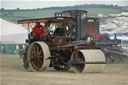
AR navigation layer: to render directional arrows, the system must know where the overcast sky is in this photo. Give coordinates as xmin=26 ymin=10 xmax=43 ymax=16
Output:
xmin=1 ymin=0 xmax=128 ymax=9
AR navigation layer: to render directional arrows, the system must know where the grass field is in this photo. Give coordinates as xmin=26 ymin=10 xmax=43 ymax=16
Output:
xmin=0 ymin=7 xmax=124 ymax=23
xmin=0 ymin=10 xmax=58 ymax=23
xmin=0 ymin=55 xmax=128 ymax=85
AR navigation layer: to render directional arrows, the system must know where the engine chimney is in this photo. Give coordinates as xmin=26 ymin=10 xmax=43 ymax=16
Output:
xmin=75 ymin=14 xmax=82 ymax=40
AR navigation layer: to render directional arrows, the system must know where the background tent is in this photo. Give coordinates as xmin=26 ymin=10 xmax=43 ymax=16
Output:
xmin=0 ymin=18 xmax=28 ymax=44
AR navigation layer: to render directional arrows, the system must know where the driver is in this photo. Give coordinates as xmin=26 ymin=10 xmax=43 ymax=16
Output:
xmin=32 ymin=22 xmax=50 ymax=37
xmin=32 ymin=22 xmax=51 ymax=40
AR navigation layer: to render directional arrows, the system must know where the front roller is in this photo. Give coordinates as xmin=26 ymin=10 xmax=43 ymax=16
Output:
xmin=71 ymin=49 xmax=106 ymax=73
xmin=27 ymin=42 xmax=51 ymax=72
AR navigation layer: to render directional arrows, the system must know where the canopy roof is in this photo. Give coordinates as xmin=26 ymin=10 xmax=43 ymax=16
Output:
xmin=18 ymin=17 xmax=73 ymax=24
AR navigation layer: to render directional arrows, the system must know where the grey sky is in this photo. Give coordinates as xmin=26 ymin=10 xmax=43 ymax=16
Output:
xmin=1 ymin=0 xmax=128 ymax=9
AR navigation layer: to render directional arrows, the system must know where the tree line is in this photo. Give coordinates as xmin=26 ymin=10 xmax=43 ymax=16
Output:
xmin=0 ymin=4 xmax=121 ymax=11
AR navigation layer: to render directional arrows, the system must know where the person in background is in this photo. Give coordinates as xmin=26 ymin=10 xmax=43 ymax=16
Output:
xmin=1 ymin=45 xmax=3 ymax=54
xmin=3 ymin=45 xmax=7 ymax=54
xmin=16 ymin=44 xmax=19 ymax=54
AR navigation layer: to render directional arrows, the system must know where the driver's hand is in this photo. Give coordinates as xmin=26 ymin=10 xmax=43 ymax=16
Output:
xmin=50 ymin=30 xmax=53 ymax=33
xmin=47 ymin=28 xmax=52 ymax=32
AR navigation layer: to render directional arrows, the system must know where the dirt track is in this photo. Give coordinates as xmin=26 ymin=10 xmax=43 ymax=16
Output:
xmin=0 ymin=55 xmax=128 ymax=85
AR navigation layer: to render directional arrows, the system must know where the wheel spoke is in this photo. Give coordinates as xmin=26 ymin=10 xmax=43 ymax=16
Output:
xmin=37 ymin=46 xmax=40 ymax=52
xmin=36 ymin=59 xmax=40 ymax=69
xmin=35 ymin=45 xmax=39 ymax=53
xmin=31 ymin=59 xmax=38 ymax=70
xmin=38 ymin=50 xmax=43 ymax=55
xmin=32 ymin=46 xmax=36 ymax=54
xmin=38 ymin=56 xmax=43 ymax=64
xmin=29 ymin=44 xmax=44 ymax=71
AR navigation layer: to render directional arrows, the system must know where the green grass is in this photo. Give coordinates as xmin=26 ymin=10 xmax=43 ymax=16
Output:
xmin=0 ymin=8 xmax=124 ymax=23
xmin=85 ymin=8 xmax=122 ymax=16
xmin=0 ymin=10 xmax=59 ymax=23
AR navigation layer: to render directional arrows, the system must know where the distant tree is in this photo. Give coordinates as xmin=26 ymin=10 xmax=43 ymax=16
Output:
xmin=110 ymin=4 xmax=114 ymax=8
xmin=115 ymin=5 xmax=119 ymax=7
xmin=37 ymin=8 xmax=41 ymax=10
xmin=110 ymin=4 xmax=114 ymax=6
xmin=17 ymin=8 xmax=20 ymax=10
xmin=1 ymin=8 xmax=5 ymax=11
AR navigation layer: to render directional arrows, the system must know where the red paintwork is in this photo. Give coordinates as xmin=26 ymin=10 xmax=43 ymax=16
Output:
xmin=92 ymin=34 xmax=102 ymax=40
xmin=47 ymin=36 xmax=70 ymax=47
xmin=74 ymin=14 xmax=82 ymax=16
xmin=69 ymin=10 xmax=74 ymax=13
xmin=125 ymin=33 xmax=128 ymax=36
xmin=85 ymin=24 xmax=98 ymax=35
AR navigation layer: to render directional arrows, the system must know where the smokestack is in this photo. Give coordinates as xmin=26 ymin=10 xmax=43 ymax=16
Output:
xmin=75 ymin=14 xmax=82 ymax=40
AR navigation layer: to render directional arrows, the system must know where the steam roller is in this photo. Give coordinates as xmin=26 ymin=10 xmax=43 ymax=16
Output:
xmin=26 ymin=42 xmax=106 ymax=73
xmin=18 ymin=9 xmax=128 ymax=73
xmin=71 ymin=49 xmax=106 ymax=73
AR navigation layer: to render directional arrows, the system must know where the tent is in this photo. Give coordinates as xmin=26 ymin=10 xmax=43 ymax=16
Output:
xmin=0 ymin=18 xmax=28 ymax=44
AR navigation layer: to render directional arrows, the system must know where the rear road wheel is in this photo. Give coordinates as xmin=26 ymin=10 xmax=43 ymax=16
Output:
xmin=27 ymin=42 xmax=51 ymax=72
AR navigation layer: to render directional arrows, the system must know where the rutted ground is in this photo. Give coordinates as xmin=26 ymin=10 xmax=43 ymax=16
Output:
xmin=0 ymin=55 xmax=128 ymax=85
